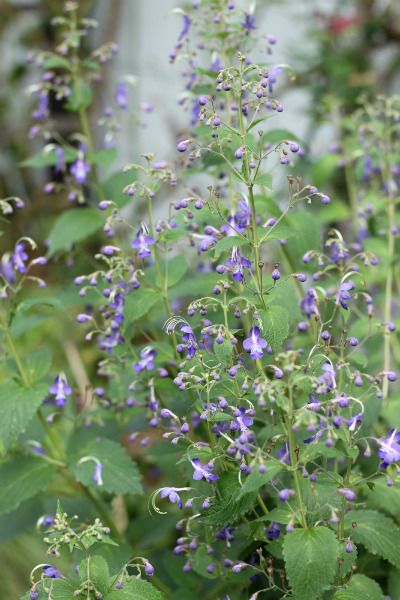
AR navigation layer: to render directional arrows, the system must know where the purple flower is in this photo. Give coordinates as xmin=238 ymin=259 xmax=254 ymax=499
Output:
xmin=160 ymin=487 xmax=184 ymax=509
xmin=337 ymin=488 xmax=356 ymax=502
xmin=93 ymin=462 xmax=104 ymax=486
xmin=278 ymin=488 xmax=295 ymax=502
xmin=43 ymin=565 xmax=62 ymax=579
xmin=225 ymin=247 xmax=251 ymax=282
xmin=300 ymin=288 xmax=319 ymax=319
xmin=32 ymin=90 xmax=49 ymax=121
xmin=144 ymin=560 xmax=154 ymax=576
xmin=230 ymin=407 xmax=253 ymax=434
xmin=216 ymin=526 xmax=235 ymax=542
xmin=115 ymin=82 xmax=128 ymax=109
xmin=135 ymin=347 xmax=157 ymax=372
xmin=178 ymin=324 xmax=198 ymax=359
xmin=1 ymin=254 xmax=16 ymax=284
xmin=12 ymin=242 xmax=29 ymax=273
xmin=30 ymin=588 xmax=39 ymax=600
xmin=266 ymin=521 xmax=281 ymax=540
xmin=316 ymin=361 xmax=336 ymax=394
xmin=335 ymin=280 xmax=355 ymax=310
xmin=377 ymin=429 xmax=400 ymax=469
xmin=243 ymin=326 xmax=268 ymax=360
xmin=177 ymin=14 xmax=192 ymax=42
xmin=70 ymin=155 xmax=91 ymax=185
xmin=131 ymin=225 xmax=155 ymax=257
xmin=49 ymin=373 xmax=72 ymax=407
xmin=54 ymin=146 xmax=65 ymax=172
xmin=190 ymin=458 xmax=219 ymax=482
xmin=241 ymin=13 xmax=256 ymax=31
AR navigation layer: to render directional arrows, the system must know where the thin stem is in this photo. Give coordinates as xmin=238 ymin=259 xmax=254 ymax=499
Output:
xmin=237 ymin=63 xmax=266 ymax=311
xmin=285 ymin=386 xmax=307 ymax=528
xmin=146 ymin=195 xmax=179 ymax=356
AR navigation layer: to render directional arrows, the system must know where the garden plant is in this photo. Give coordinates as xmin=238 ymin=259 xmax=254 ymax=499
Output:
xmin=0 ymin=1 xmax=400 ymax=599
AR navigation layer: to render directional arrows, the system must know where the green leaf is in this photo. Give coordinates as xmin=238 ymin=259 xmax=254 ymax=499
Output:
xmin=105 ymin=579 xmax=163 ymax=600
xmin=332 ymin=574 xmax=384 ymax=600
xmin=102 ymin=170 xmax=136 ymax=209
xmin=204 ymin=472 xmax=256 ymax=527
xmin=192 ymin=546 xmax=218 ymax=579
xmin=213 ymin=236 xmax=248 ymax=255
xmin=0 ymin=456 xmax=54 ymax=516
xmin=124 ymin=289 xmax=162 ymax=324
xmin=311 ymin=153 xmax=339 ymax=189
xmin=159 ymin=255 xmax=188 ymax=289
xmin=285 ymin=211 xmax=320 ymax=259
xmin=254 ymin=173 xmax=272 ymax=188
xmin=236 ymin=462 xmax=283 ymax=498
xmin=269 ymin=280 xmax=301 ymax=324
xmin=21 ymin=349 xmax=52 ymax=384
xmin=89 ymin=148 xmax=118 ymax=168
xmin=21 ymin=580 xmax=80 ymax=600
xmin=283 ymin=526 xmax=339 ymax=600
xmin=47 ymin=208 xmax=104 ymax=256
xmin=363 ymin=478 xmax=400 ymax=518
xmin=263 ymin=128 xmax=301 ymax=145
xmin=79 ymin=555 xmax=110 ymax=595
xmin=65 ymin=79 xmax=93 ymax=111
xmin=213 ymin=339 xmax=233 ymax=367
xmin=42 ymin=55 xmax=71 ymax=69
xmin=69 ymin=439 xmax=143 ymax=495
xmin=344 ymin=509 xmax=400 ymax=568
xmin=261 ymin=305 xmax=289 ymax=353
xmin=337 ymin=541 xmax=357 ymax=580
xmin=20 ymin=146 xmax=78 ymax=168
xmin=15 ymin=296 xmax=63 ymax=314
xmin=0 ymin=381 xmax=48 ymax=452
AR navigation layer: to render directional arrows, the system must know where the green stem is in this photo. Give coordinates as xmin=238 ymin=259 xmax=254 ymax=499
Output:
xmin=285 ymin=386 xmax=307 ymax=529
xmin=145 ymin=195 xmax=179 ymax=357
xmin=382 ymin=189 xmax=395 ymax=400
xmin=237 ymin=65 xmax=266 ymax=311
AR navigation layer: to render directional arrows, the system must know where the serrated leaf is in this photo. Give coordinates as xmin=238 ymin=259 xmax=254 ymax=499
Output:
xmin=261 ymin=305 xmax=289 ymax=353
xmin=237 ymin=462 xmax=282 ymax=498
xmin=21 ymin=349 xmax=52 ymax=384
xmin=21 ymin=579 xmax=80 ymax=600
xmin=364 ymin=478 xmax=400 ymax=518
xmin=213 ymin=339 xmax=233 ymax=366
xmin=79 ymin=555 xmax=110 ymax=595
xmin=337 ymin=541 xmax=357 ymax=579
xmin=332 ymin=574 xmax=384 ymax=600
xmin=124 ymin=289 xmax=162 ymax=325
xmin=47 ymin=208 xmax=104 ymax=256
xmin=204 ymin=472 xmax=256 ymax=526
xmin=105 ymin=578 xmax=163 ymax=600
xmin=283 ymin=527 xmax=339 ymax=600
xmin=344 ymin=510 xmax=400 ymax=568
xmin=0 ymin=456 xmax=54 ymax=516
xmin=69 ymin=439 xmax=143 ymax=495
xmin=0 ymin=381 xmax=48 ymax=452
